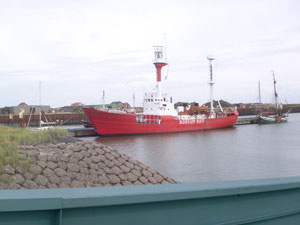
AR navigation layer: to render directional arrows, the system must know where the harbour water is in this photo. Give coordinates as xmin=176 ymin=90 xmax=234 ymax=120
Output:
xmin=85 ymin=113 xmax=300 ymax=183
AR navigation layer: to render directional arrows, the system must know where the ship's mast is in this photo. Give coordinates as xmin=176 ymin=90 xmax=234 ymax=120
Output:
xmin=133 ymin=93 xmax=135 ymax=108
xmin=272 ymin=70 xmax=279 ymax=115
xmin=258 ymin=80 xmax=262 ymax=105
xmin=207 ymin=57 xmax=215 ymax=116
xmin=153 ymin=46 xmax=168 ymax=97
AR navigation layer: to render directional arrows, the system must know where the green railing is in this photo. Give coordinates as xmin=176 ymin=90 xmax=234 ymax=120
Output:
xmin=1 ymin=176 xmax=300 ymax=225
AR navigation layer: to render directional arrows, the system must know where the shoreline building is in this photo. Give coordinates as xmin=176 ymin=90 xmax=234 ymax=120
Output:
xmin=0 ymin=102 xmax=50 ymax=116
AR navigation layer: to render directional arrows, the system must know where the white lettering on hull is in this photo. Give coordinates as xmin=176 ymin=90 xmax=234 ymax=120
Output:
xmin=179 ymin=119 xmax=205 ymax=124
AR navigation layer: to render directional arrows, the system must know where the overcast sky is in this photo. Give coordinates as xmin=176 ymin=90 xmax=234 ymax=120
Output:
xmin=0 ymin=0 xmax=299 ymax=107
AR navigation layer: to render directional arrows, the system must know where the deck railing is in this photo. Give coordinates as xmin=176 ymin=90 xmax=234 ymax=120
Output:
xmin=1 ymin=176 xmax=300 ymax=225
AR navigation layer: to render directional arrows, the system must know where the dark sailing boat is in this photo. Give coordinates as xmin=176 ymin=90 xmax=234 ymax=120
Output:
xmin=258 ymin=71 xmax=288 ymax=124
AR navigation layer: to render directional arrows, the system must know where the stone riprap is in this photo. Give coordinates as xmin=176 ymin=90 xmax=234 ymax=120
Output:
xmin=0 ymin=141 xmax=177 ymax=189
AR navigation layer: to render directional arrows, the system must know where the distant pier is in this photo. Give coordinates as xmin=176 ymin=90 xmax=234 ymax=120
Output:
xmin=235 ymin=117 xmax=259 ymax=125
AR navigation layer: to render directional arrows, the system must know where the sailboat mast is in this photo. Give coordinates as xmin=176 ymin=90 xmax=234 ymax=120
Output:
xmin=272 ymin=71 xmax=279 ymax=115
xmin=39 ymin=81 xmax=42 ymax=128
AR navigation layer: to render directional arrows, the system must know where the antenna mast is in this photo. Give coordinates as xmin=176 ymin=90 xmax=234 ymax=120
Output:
xmin=271 ymin=70 xmax=279 ymax=114
xmin=207 ymin=57 xmax=215 ymax=116
xmin=133 ymin=93 xmax=135 ymax=108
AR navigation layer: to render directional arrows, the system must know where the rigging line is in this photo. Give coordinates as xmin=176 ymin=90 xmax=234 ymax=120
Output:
xmin=27 ymin=85 xmax=39 ymax=127
xmin=165 ymin=63 xmax=169 ymax=80
xmin=284 ymin=99 xmax=289 ymax=104
xmin=61 ymin=113 xmax=82 ymax=125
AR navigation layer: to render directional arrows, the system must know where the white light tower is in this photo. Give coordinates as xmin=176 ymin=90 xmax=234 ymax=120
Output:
xmin=207 ymin=56 xmax=215 ymax=117
xmin=153 ymin=46 xmax=168 ymax=97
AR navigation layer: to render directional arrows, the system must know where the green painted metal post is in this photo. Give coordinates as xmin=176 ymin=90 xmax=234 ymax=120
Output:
xmin=54 ymin=209 xmax=62 ymax=225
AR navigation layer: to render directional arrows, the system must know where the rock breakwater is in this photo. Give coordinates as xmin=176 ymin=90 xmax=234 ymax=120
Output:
xmin=0 ymin=140 xmax=177 ymax=189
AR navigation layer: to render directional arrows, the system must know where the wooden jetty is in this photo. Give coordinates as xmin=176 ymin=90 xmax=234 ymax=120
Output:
xmin=68 ymin=128 xmax=98 ymax=137
xmin=235 ymin=116 xmax=259 ymax=125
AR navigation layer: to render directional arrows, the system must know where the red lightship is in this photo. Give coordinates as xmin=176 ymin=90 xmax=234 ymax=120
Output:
xmin=83 ymin=47 xmax=238 ymax=136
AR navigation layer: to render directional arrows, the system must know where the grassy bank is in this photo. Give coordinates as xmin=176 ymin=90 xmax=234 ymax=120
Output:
xmin=0 ymin=127 xmax=67 ymax=173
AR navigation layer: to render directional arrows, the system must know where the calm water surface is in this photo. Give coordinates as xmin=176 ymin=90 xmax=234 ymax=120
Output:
xmin=86 ymin=113 xmax=300 ymax=183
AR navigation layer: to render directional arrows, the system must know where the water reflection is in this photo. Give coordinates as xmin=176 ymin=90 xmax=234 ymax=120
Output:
xmin=94 ymin=114 xmax=300 ymax=183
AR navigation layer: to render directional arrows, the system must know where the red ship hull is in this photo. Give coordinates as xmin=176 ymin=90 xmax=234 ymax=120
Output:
xmin=82 ymin=107 xmax=238 ymax=136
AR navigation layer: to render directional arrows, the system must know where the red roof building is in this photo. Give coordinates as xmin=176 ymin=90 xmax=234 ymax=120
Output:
xmin=122 ymin=102 xmax=130 ymax=108
xmin=18 ymin=102 xmax=28 ymax=106
xmin=71 ymin=102 xmax=83 ymax=107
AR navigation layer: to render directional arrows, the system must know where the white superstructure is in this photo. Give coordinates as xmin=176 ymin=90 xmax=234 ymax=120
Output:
xmin=143 ymin=46 xmax=178 ymax=116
